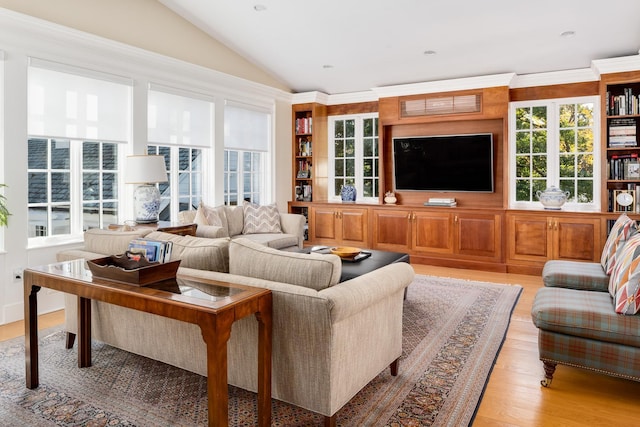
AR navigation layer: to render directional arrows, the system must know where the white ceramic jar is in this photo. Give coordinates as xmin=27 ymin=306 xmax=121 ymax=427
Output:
xmin=536 ymin=186 xmax=569 ymax=210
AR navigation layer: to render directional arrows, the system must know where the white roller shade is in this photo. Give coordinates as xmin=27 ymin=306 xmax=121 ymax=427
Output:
xmin=28 ymin=60 xmax=131 ymax=142
xmin=224 ymin=103 xmax=270 ymax=152
xmin=148 ymin=89 xmax=213 ymax=147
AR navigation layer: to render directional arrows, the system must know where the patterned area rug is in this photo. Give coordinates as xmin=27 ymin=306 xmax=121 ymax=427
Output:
xmin=0 ymin=275 xmax=522 ymax=426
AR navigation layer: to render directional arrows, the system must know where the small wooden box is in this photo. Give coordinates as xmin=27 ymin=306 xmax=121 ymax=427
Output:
xmin=87 ymin=255 xmax=181 ymax=286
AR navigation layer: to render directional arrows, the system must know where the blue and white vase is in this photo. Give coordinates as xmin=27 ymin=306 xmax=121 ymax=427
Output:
xmin=340 ymin=185 xmax=357 ymax=202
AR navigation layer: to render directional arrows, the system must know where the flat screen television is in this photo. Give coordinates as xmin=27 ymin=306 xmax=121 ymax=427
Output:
xmin=393 ymin=133 xmax=494 ymax=192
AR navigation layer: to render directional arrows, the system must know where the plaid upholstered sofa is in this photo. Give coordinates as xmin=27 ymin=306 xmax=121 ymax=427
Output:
xmin=531 ymin=214 xmax=640 ymax=386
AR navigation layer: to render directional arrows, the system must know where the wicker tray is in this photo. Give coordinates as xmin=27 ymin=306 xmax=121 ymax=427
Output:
xmin=87 ymin=254 xmax=181 ymax=286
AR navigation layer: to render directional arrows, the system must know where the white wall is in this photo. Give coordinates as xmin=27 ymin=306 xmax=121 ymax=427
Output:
xmin=0 ymin=9 xmax=293 ymax=325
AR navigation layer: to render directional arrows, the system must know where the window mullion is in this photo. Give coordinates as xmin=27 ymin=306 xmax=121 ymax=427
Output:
xmin=70 ymin=140 xmax=82 ymax=234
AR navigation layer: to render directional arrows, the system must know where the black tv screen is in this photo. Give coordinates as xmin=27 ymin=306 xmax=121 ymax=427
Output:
xmin=393 ymin=133 xmax=494 ymax=192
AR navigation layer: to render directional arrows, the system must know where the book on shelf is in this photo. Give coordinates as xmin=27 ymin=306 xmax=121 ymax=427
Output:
xmin=606 ymin=90 xmax=640 ymax=116
xmin=424 ymin=197 xmax=457 ymax=207
xmin=609 ymin=153 xmax=639 ymax=180
xmin=295 ymin=117 xmax=313 ymax=135
xmin=128 ymin=238 xmax=173 ymax=263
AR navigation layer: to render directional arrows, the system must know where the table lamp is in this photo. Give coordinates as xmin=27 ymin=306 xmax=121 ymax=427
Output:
xmin=125 ymin=155 xmax=168 ymax=223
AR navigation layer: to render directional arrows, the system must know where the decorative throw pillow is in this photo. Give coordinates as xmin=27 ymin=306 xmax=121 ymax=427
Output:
xmin=242 ymin=201 xmax=282 ymax=234
xmin=195 ymin=202 xmax=229 ymax=237
xmin=600 ymin=214 xmax=637 ymax=277
xmin=607 ymin=233 xmax=640 ymax=314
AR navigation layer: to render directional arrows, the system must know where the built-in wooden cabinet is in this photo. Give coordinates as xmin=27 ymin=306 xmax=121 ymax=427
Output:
xmin=506 ymin=212 xmax=601 ymax=272
xmin=372 ymin=208 xmax=502 ymax=267
xmin=309 ymin=206 xmax=369 ymax=247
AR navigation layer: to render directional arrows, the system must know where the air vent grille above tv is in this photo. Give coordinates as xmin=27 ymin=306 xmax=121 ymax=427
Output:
xmin=400 ymin=94 xmax=482 ymax=117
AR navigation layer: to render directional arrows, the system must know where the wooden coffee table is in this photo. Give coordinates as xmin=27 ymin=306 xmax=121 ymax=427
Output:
xmin=23 ymin=260 xmax=272 ymax=427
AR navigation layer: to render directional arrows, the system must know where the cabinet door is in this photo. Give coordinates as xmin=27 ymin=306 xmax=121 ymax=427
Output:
xmin=506 ymin=214 xmax=551 ymax=264
xmin=372 ymin=209 xmax=411 ymax=252
xmin=412 ymin=211 xmax=453 ymax=254
xmin=340 ymin=208 xmax=369 ymax=246
xmin=310 ymin=207 xmax=338 ymax=243
xmin=455 ymin=212 xmax=502 ymax=260
xmin=553 ymin=217 xmax=601 ymax=262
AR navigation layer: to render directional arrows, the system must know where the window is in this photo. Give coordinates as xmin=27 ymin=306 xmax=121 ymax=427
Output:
xmin=223 ymin=103 xmax=271 ymax=205
xmin=146 ymin=145 xmax=203 ymax=220
xmin=329 ymin=114 xmax=379 ymax=201
xmin=27 ymin=60 xmax=130 ymax=239
xmin=510 ymin=97 xmax=600 ymax=210
xmin=147 ymin=87 xmax=211 ymax=219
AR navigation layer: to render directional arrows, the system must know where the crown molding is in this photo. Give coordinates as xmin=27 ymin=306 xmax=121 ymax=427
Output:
xmin=371 ymin=73 xmax=517 ymax=98
xmin=290 ymin=91 xmax=330 ymax=104
xmin=591 ymin=54 xmax=640 ymax=77
xmin=510 ymin=68 xmax=599 ymax=88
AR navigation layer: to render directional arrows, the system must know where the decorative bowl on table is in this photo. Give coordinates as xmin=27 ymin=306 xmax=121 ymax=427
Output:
xmin=330 ymin=246 xmax=361 ymax=258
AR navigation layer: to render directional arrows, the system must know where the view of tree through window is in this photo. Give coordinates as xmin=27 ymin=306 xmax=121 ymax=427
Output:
xmin=513 ymin=98 xmax=597 ymax=207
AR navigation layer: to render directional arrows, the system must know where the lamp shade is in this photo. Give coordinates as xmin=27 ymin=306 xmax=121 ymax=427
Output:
xmin=125 ymin=155 xmax=168 ymax=184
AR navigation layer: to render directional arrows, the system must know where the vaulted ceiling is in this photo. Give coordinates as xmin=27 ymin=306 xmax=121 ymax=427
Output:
xmin=159 ymin=0 xmax=640 ymax=94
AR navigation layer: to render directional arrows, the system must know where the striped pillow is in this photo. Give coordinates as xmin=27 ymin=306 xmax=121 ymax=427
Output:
xmin=608 ymin=233 xmax=640 ymax=314
xmin=601 ymin=214 xmax=637 ymax=275
xmin=242 ymin=201 xmax=282 ymax=234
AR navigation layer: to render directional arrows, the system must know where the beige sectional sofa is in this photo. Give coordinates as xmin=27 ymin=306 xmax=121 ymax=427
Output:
xmin=57 ymin=228 xmax=415 ymax=425
xmin=177 ymin=203 xmax=306 ymax=251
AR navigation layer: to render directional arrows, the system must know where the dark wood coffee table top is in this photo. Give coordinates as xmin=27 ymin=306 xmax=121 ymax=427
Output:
xmin=301 ymin=246 xmax=410 ymax=282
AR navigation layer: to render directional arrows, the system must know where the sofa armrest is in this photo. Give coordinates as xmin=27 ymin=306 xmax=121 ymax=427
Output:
xmin=279 ymin=213 xmax=306 ymax=248
xmin=195 ymin=224 xmax=227 ymax=239
xmin=56 ymin=249 xmax=106 ymax=262
xmin=321 ymin=262 xmax=415 ymax=323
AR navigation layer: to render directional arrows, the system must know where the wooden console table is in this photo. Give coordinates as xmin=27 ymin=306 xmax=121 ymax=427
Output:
xmin=23 ymin=260 xmax=272 ymax=427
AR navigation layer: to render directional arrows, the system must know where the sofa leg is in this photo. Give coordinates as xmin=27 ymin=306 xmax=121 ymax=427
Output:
xmin=390 ymin=358 xmax=400 ymax=376
xmin=65 ymin=332 xmax=76 ymax=349
xmin=324 ymin=414 xmax=336 ymax=427
xmin=541 ymin=361 xmax=557 ymax=387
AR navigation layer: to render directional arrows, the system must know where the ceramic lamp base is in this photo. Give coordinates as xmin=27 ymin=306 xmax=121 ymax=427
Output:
xmin=133 ymin=184 xmax=161 ymax=223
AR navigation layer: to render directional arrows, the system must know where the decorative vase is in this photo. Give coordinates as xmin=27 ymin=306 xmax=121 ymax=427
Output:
xmin=536 ymin=185 xmax=570 ymax=210
xmin=384 ymin=192 xmax=397 ymax=204
xmin=133 ymin=184 xmax=161 ymax=223
xmin=340 ymin=185 xmax=357 ymax=202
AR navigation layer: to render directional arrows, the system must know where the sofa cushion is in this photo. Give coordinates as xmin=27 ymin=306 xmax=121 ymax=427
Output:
xmin=146 ymin=231 xmax=230 ymax=272
xmin=607 ymin=233 xmax=640 ymax=314
xmin=229 ymin=238 xmax=341 ymax=290
xmin=242 ymin=201 xmax=282 ymax=234
xmin=600 ymin=214 xmax=637 ymax=275
xmin=542 ymin=260 xmax=609 ymax=292
xmin=225 ymin=205 xmax=244 ymax=237
xmin=195 ymin=202 xmax=229 ymax=237
xmin=532 ymin=287 xmax=640 ymax=347
xmin=232 ymin=233 xmax=299 ymax=250
xmin=84 ymin=228 xmax=152 ymax=255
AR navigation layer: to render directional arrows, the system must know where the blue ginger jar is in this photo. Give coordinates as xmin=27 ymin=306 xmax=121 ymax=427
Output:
xmin=340 ymin=185 xmax=357 ymax=202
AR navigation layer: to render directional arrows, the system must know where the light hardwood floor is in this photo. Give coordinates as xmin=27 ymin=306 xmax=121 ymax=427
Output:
xmin=2 ymin=265 xmax=639 ymax=426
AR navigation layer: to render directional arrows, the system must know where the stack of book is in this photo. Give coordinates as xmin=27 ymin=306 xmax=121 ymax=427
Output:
xmin=127 ymin=238 xmax=173 ymax=263
xmin=424 ymin=198 xmax=457 ymax=207
xmin=609 ymin=118 xmax=637 ymax=147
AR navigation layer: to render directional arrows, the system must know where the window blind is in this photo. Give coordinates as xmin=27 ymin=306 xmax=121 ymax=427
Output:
xmin=148 ymin=88 xmax=213 ymax=148
xmin=224 ymin=102 xmax=270 ymax=152
xmin=27 ymin=59 xmax=131 ymax=143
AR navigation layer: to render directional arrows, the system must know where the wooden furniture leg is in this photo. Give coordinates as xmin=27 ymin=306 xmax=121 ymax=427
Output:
xmin=24 ymin=279 xmax=40 ymax=389
xmin=325 ymin=415 xmax=336 ymax=427
xmin=541 ymin=360 xmax=557 ymax=387
xmin=256 ymin=294 xmax=273 ymax=427
xmin=78 ymin=296 xmax=92 ymax=368
xmin=65 ymin=332 xmax=76 ymax=349
xmin=390 ymin=358 xmax=400 ymax=376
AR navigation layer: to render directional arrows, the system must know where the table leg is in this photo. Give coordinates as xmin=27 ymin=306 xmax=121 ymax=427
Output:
xmin=78 ymin=296 xmax=92 ymax=367
xmin=256 ymin=294 xmax=272 ymax=427
xmin=24 ymin=273 xmax=40 ymax=389
xmin=200 ymin=310 xmax=234 ymax=427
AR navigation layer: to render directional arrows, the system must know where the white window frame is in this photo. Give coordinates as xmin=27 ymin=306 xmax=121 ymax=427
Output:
xmin=328 ymin=113 xmax=379 ymax=203
xmin=509 ymin=96 xmax=601 ymax=211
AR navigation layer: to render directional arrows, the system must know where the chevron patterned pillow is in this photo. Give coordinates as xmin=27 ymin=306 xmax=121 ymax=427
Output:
xmin=242 ymin=201 xmax=282 ymax=234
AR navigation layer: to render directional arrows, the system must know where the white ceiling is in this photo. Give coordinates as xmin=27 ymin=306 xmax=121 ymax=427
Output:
xmin=159 ymin=0 xmax=640 ymax=95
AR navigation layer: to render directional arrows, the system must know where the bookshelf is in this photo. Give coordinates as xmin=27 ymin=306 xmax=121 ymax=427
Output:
xmin=602 ymin=73 xmax=640 ymax=213
xmin=291 ymin=102 xmax=327 ymax=241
